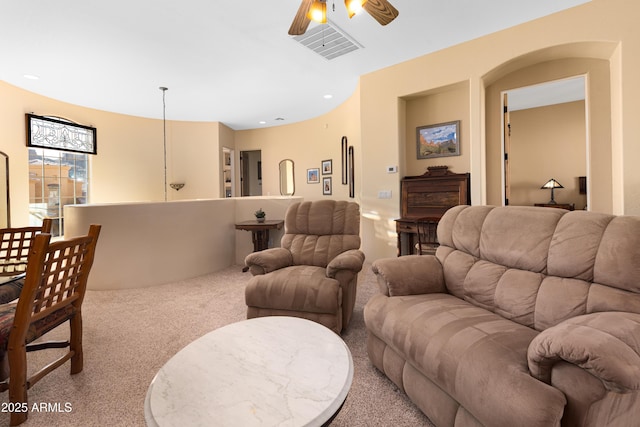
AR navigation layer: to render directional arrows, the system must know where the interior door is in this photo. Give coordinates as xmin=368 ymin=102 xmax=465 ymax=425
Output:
xmin=240 ymin=150 xmax=262 ymax=196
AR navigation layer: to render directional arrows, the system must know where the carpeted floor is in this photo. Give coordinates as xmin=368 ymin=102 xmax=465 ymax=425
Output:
xmin=0 ymin=264 xmax=432 ymax=427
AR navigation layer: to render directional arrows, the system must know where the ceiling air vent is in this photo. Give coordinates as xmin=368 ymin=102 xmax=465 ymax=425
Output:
xmin=292 ymin=20 xmax=363 ymax=60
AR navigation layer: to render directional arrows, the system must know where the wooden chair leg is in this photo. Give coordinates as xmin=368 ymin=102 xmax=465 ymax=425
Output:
xmin=69 ymin=313 xmax=83 ymax=374
xmin=8 ymin=344 xmax=28 ymax=426
xmin=10 ymin=410 xmax=27 ymax=426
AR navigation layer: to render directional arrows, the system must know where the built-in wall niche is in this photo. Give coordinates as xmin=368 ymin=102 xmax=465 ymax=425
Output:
xmin=401 ymin=81 xmax=470 ymax=177
xmin=222 ymin=147 xmax=235 ymax=198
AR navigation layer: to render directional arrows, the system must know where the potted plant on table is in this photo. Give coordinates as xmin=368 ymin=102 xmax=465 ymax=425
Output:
xmin=254 ymin=208 xmax=266 ymax=223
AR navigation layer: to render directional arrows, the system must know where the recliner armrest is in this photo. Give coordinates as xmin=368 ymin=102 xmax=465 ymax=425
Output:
xmin=528 ymin=312 xmax=640 ymax=393
xmin=326 ymin=249 xmax=365 ymax=278
xmin=372 ymin=255 xmax=446 ymax=296
xmin=244 ymin=248 xmax=293 ymax=275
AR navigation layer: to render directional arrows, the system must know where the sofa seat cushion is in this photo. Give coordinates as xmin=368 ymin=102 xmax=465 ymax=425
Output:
xmin=245 ymin=265 xmax=341 ymax=314
xmin=364 ymin=293 xmax=567 ymax=427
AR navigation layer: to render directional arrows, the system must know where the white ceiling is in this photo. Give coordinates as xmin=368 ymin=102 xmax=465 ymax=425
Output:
xmin=507 ymin=76 xmax=586 ymax=112
xmin=0 ymin=0 xmax=589 ymax=130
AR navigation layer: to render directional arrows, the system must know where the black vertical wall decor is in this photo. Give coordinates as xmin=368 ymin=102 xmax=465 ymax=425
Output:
xmin=341 ymin=136 xmax=348 ymax=185
xmin=348 ymin=145 xmax=355 ymax=198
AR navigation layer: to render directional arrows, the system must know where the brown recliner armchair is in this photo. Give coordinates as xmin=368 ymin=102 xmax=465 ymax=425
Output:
xmin=244 ymin=200 xmax=365 ymax=333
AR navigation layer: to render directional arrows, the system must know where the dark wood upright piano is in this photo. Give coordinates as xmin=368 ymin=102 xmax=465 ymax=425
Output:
xmin=396 ymin=166 xmax=470 ymax=256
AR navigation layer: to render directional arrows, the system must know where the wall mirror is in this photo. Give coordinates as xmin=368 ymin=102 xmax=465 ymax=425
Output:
xmin=0 ymin=152 xmax=9 ymax=227
xmin=279 ymin=159 xmax=295 ymax=196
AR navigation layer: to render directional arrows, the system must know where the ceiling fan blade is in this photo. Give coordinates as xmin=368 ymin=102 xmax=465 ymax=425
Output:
xmin=363 ymin=0 xmax=399 ymax=26
xmin=288 ymin=0 xmax=314 ymax=35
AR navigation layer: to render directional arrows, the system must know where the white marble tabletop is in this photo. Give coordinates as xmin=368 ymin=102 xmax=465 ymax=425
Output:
xmin=145 ymin=316 xmax=354 ymax=427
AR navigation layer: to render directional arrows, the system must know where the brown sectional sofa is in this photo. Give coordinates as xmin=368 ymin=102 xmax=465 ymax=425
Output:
xmin=365 ymin=205 xmax=640 ymax=426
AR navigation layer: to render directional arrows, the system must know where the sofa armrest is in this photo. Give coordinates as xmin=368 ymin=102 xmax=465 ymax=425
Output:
xmin=327 ymin=249 xmax=365 ymax=278
xmin=244 ymin=248 xmax=293 ymax=275
xmin=372 ymin=255 xmax=445 ymax=297
xmin=528 ymin=312 xmax=640 ymax=393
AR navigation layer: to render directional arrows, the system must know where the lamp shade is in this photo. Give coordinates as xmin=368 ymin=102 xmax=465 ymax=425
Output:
xmin=345 ymin=0 xmax=367 ymax=18
xmin=307 ymin=0 xmax=327 ymax=23
xmin=541 ymin=178 xmax=564 ymax=189
xmin=541 ymin=178 xmax=563 ymax=204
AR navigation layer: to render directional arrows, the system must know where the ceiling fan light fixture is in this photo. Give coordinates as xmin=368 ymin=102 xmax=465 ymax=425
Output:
xmin=307 ymin=0 xmax=327 ymax=24
xmin=345 ymin=0 xmax=367 ymax=18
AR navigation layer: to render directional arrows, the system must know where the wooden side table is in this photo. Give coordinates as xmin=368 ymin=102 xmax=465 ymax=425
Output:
xmin=235 ymin=219 xmax=284 ymax=252
xmin=395 ymin=218 xmax=418 ymax=256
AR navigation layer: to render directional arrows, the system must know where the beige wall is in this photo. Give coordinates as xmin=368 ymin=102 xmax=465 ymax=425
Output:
xmin=509 ymin=101 xmax=587 ymax=209
xmin=0 ymin=81 xmax=228 ymax=225
xmin=168 ymin=120 xmax=220 ymax=201
xmin=1 ymin=0 xmax=640 ymax=264
xmin=360 ymin=0 xmax=639 ymax=260
xmin=234 ymin=84 xmax=361 ymax=202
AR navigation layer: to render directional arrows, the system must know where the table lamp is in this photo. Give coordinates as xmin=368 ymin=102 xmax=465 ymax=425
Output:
xmin=541 ymin=178 xmax=563 ymax=204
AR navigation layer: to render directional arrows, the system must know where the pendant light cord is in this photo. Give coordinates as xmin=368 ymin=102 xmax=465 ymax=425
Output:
xmin=160 ymin=87 xmax=168 ymax=202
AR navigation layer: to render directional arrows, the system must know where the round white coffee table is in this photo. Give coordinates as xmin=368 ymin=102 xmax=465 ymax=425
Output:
xmin=144 ymin=316 xmax=353 ymax=426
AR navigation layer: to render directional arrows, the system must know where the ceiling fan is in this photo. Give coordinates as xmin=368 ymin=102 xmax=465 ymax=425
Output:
xmin=288 ymin=0 xmax=399 ymax=36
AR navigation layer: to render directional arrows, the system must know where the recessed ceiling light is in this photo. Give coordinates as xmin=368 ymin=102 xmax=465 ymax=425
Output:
xmin=258 ymin=121 xmax=266 ymax=124
xmin=23 ymin=74 xmax=40 ymax=80
xmin=323 ymin=94 xmax=333 ymax=99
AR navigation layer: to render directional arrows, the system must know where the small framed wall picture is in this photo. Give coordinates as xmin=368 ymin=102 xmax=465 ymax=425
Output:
xmin=322 ymin=159 xmax=332 ymax=175
xmin=307 ymin=168 xmax=320 ymax=184
xmin=323 ymin=177 xmax=332 ymax=195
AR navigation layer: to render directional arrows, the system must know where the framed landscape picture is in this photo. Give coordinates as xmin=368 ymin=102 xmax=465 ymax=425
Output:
xmin=416 ymin=120 xmax=460 ymax=159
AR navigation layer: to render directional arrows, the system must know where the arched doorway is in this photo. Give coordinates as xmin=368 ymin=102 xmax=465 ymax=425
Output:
xmin=483 ymin=42 xmax=618 ymax=213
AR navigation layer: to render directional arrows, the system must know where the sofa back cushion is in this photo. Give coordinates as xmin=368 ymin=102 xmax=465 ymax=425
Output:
xmin=281 ymin=200 xmax=361 ymax=267
xmin=437 ymin=205 xmax=640 ymax=331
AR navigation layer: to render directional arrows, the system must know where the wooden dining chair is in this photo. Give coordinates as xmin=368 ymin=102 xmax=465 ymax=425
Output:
xmin=0 ymin=219 xmax=53 ymax=277
xmin=0 ymin=224 xmax=100 ymax=426
xmin=415 ymin=217 xmax=440 ymax=256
